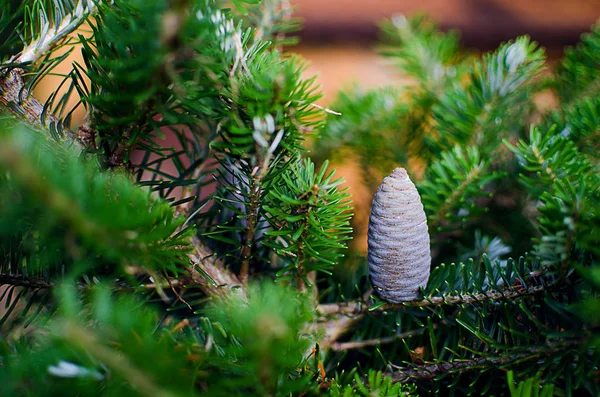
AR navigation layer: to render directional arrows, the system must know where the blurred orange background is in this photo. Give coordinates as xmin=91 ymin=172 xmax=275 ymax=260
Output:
xmin=36 ymin=0 xmax=600 ymax=110
xmin=293 ymin=0 xmax=599 ymax=101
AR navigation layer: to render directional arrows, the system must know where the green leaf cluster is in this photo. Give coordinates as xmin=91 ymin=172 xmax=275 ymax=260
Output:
xmin=79 ymin=0 xmax=171 ymax=164
xmin=328 ymin=370 xmax=415 ymax=397
xmin=0 ymin=122 xmax=191 ymax=277
xmin=263 ymin=158 xmax=352 ymax=284
xmin=418 ymin=146 xmax=503 ymax=234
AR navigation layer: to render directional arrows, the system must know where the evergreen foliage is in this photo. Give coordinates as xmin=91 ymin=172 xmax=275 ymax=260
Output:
xmin=0 ymin=2 xmax=598 ymax=396
xmin=418 ymin=146 xmax=503 ymax=236
xmin=316 ymin=13 xmax=599 ymax=396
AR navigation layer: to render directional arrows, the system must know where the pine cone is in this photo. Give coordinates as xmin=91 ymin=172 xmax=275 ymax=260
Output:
xmin=368 ymin=168 xmax=431 ymax=302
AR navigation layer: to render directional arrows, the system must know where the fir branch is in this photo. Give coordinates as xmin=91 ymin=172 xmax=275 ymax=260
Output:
xmin=128 ymin=279 xmax=184 ymax=290
xmin=250 ymin=0 xmax=297 ymax=48
xmin=317 ymin=285 xmax=548 ymax=317
xmin=313 ymin=86 xmax=410 ymax=186
xmin=188 ymin=237 xmax=247 ymax=301
xmin=313 ymin=289 xmax=374 ymax=349
xmin=0 ymin=274 xmax=54 ymax=289
xmin=317 ymin=315 xmax=362 ymax=349
xmin=554 ymin=22 xmax=600 ymax=104
xmin=419 ymin=146 xmax=500 ymax=234
xmin=506 ymin=126 xmax=600 ymax=268
xmin=378 ymin=14 xmax=465 ymax=91
xmin=263 ymin=158 xmax=353 ymax=288
xmin=17 ymin=0 xmax=96 ymax=64
xmin=505 ymin=126 xmax=590 ymax=192
xmin=330 ymin=326 xmax=432 ymax=352
xmin=540 ymin=95 xmax=600 ymax=158
xmin=80 ymin=0 xmax=188 ymax=168
xmin=0 ymin=1 xmax=97 ymax=147
xmin=388 ymin=338 xmax=583 ymax=384
xmin=60 ymin=320 xmax=178 ymax=397
xmin=0 ymin=237 xmax=241 ymax=303
xmin=0 ymin=125 xmax=191 ymax=274
xmin=0 ymin=68 xmax=89 ymax=148
xmin=432 ymin=36 xmax=545 ymax=151
xmin=239 ymin=180 xmax=261 ymax=284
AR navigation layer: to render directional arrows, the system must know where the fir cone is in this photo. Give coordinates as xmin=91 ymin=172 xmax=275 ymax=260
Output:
xmin=367 ymin=168 xmax=431 ymax=302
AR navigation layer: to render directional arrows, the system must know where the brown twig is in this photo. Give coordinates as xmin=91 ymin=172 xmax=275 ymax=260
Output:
xmin=317 ymin=285 xmax=548 ymax=317
xmin=389 ymin=338 xmax=583 ymax=384
xmin=238 ymin=169 xmax=265 ymax=284
xmin=0 ymin=274 xmax=55 ymax=289
xmin=0 ymin=68 xmax=95 ymax=149
xmin=313 ymin=289 xmax=374 ymax=349
xmin=0 ymin=68 xmax=90 ymax=149
xmin=188 ymin=236 xmax=247 ymax=301
xmin=330 ymin=325 xmax=434 ymax=352
xmin=314 ymin=315 xmax=362 ymax=349
xmin=165 ymin=271 xmax=193 ymax=312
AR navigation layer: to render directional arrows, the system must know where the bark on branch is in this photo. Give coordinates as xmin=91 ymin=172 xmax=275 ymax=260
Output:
xmin=330 ymin=325 xmax=434 ymax=352
xmin=0 ymin=67 xmax=91 ymax=149
xmin=187 ymin=236 xmax=247 ymax=301
xmin=0 ymin=2 xmax=97 ymax=148
xmin=317 ymin=285 xmax=548 ymax=317
xmin=0 ymin=274 xmax=55 ymax=289
xmin=389 ymin=338 xmax=583 ymax=384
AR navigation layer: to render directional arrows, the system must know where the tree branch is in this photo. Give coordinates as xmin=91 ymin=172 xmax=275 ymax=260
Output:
xmin=0 ymin=274 xmax=55 ymax=289
xmin=60 ymin=320 xmax=178 ymax=397
xmin=428 ymin=163 xmax=485 ymax=233
xmin=0 ymin=1 xmax=97 ymax=148
xmin=187 ymin=236 xmax=247 ymax=301
xmin=314 ymin=316 xmax=362 ymax=349
xmin=18 ymin=0 xmax=96 ymax=64
xmin=0 ymin=237 xmax=244 ymax=305
xmin=239 ymin=181 xmax=260 ymax=284
xmin=0 ymin=67 xmax=91 ymax=149
xmin=317 ymin=285 xmax=548 ymax=317
xmin=330 ymin=325 xmax=434 ymax=352
xmin=389 ymin=338 xmax=583 ymax=384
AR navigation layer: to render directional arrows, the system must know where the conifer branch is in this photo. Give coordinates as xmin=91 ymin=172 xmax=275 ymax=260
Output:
xmin=61 ymin=320 xmax=178 ymax=397
xmin=238 ymin=146 xmax=274 ymax=283
xmin=317 ymin=316 xmax=362 ymax=349
xmin=389 ymin=338 xmax=583 ymax=384
xmin=0 ymin=274 xmax=55 ymax=289
xmin=17 ymin=0 xmax=96 ymax=64
xmin=0 ymin=68 xmax=89 ymax=148
xmin=428 ymin=161 xmax=485 ymax=232
xmin=239 ymin=182 xmax=260 ymax=284
xmin=0 ymin=1 xmax=97 ymax=149
xmin=317 ymin=285 xmax=548 ymax=317
xmin=331 ymin=326 xmax=433 ymax=351
xmin=188 ymin=237 xmax=247 ymax=301
xmin=315 ymin=289 xmax=373 ymax=349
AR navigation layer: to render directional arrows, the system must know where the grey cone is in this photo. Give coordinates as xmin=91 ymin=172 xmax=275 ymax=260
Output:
xmin=367 ymin=168 xmax=431 ymax=302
